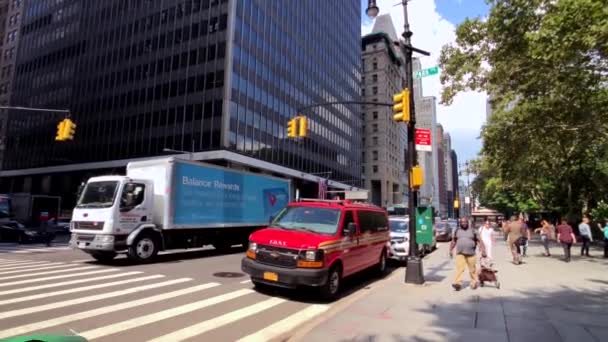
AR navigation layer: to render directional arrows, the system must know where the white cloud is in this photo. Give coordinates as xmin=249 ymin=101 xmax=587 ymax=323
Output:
xmin=361 ymin=0 xmax=487 ymax=160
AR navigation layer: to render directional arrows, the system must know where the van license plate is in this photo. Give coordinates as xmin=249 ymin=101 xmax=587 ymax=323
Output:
xmin=263 ymin=272 xmax=278 ymax=282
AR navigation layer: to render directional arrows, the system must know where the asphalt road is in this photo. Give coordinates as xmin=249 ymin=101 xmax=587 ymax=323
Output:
xmin=0 ymin=240 xmax=400 ymax=341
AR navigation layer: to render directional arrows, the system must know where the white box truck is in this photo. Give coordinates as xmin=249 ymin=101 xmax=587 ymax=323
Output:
xmin=70 ymin=158 xmax=290 ymax=263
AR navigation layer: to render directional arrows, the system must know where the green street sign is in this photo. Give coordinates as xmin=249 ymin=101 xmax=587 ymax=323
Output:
xmin=414 ymin=66 xmax=439 ymax=79
xmin=415 ymin=206 xmax=434 ymax=245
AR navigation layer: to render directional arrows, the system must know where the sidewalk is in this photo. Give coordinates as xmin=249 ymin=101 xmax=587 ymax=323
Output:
xmin=294 ymin=235 xmax=608 ymax=342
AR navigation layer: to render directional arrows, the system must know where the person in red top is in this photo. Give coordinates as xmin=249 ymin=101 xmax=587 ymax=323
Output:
xmin=556 ymin=217 xmax=577 ymax=262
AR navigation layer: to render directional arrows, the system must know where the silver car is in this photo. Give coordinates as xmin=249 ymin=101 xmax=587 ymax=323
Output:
xmin=388 ymin=217 xmax=409 ymax=261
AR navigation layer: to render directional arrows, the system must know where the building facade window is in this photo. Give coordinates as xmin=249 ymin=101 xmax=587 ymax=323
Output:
xmin=373 ymin=165 xmax=378 ymax=173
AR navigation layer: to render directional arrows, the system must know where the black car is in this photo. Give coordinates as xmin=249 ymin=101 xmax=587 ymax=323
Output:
xmin=0 ymin=222 xmax=55 ymax=244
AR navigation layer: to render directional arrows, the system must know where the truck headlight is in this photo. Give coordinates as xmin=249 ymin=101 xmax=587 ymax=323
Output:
xmin=95 ymin=235 xmax=115 ymax=243
xmin=305 ymin=250 xmax=317 ymax=261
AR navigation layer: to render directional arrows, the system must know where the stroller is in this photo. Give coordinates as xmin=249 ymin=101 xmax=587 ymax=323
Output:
xmin=479 ymin=256 xmax=500 ymax=289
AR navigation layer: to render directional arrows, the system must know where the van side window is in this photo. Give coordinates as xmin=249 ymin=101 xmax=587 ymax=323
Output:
xmin=358 ymin=211 xmax=388 ymax=233
xmin=342 ymin=211 xmax=354 ymax=234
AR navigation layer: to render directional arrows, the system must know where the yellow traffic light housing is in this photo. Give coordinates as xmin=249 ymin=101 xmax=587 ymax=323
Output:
xmin=55 ymin=118 xmax=76 ymax=141
xmin=454 ymin=199 xmax=460 ymax=209
xmin=298 ymin=116 xmax=307 ymax=138
xmin=393 ymin=88 xmax=410 ymax=123
xmin=287 ymin=118 xmax=298 ymax=138
xmin=64 ymin=118 xmax=76 ymax=140
xmin=55 ymin=119 xmax=67 ymax=141
xmin=410 ymin=165 xmax=423 ymax=189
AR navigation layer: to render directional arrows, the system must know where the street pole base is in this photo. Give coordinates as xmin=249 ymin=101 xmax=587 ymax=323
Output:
xmin=405 ymin=256 xmax=424 ymax=284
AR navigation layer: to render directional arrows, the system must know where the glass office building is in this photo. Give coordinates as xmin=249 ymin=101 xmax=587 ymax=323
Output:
xmin=1 ymin=0 xmax=362 ymax=198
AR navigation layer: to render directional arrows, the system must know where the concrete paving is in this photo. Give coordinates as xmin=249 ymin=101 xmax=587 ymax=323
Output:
xmin=296 ymin=234 xmax=608 ymax=342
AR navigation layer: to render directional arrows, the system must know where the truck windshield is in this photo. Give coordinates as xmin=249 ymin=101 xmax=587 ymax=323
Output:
xmin=77 ymin=181 xmax=119 ymax=208
xmin=270 ymin=206 xmax=341 ymax=235
xmin=389 ymin=220 xmax=408 ymax=233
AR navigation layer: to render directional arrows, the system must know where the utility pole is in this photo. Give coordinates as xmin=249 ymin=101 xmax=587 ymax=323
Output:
xmin=367 ymin=0 xmax=430 ymax=284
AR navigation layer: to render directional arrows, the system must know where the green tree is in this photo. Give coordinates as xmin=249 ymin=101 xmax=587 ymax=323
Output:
xmin=439 ymin=0 xmax=608 ymax=216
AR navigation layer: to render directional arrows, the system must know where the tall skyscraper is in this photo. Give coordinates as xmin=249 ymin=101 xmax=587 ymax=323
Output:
xmin=0 ymin=0 xmax=362 ymax=205
xmin=450 ymin=149 xmax=459 ymax=218
xmin=443 ymin=132 xmax=454 ymax=218
xmin=361 ymin=14 xmax=408 ymax=207
xmin=436 ymin=124 xmax=447 ymax=216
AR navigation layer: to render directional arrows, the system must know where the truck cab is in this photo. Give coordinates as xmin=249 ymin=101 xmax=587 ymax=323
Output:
xmin=70 ymin=175 xmax=156 ymax=262
xmin=241 ymin=199 xmax=390 ymax=300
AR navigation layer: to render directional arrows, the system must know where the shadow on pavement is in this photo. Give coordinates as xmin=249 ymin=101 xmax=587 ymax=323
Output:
xmin=82 ymin=246 xmax=246 ymax=266
xmin=404 ymin=286 xmax=608 ymax=342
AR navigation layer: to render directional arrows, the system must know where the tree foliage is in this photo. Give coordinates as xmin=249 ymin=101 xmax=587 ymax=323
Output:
xmin=439 ymin=0 xmax=608 ymax=216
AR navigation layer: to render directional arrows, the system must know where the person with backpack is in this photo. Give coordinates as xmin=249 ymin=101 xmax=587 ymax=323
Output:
xmin=450 ymin=217 xmax=486 ymax=291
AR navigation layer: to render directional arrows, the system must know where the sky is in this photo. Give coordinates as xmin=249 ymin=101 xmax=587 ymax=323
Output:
xmin=361 ymin=0 xmax=490 ymax=164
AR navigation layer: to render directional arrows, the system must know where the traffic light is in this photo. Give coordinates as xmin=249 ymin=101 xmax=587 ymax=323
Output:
xmin=287 ymin=118 xmax=298 ymax=138
xmin=454 ymin=199 xmax=460 ymax=209
xmin=393 ymin=88 xmax=410 ymax=123
xmin=64 ymin=118 xmax=76 ymax=140
xmin=55 ymin=119 xmax=67 ymax=141
xmin=55 ymin=118 xmax=76 ymax=141
xmin=298 ymin=116 xmax=308 ymax=138
xmin=410 ymin=165 xmax=423 ymax=189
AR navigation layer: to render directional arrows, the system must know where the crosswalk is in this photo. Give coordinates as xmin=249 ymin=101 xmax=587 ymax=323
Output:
xmin=0 ymin=257 xmax=330 ymax=341
xmin=0 ymin=242 xmax=71 ymax=254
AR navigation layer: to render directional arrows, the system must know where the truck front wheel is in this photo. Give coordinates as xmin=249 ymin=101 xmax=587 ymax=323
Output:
xmin=128 ymin=234 xmax=158 ymax=263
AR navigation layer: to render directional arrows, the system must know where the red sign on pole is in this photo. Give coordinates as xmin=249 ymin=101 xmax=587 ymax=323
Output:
xmin=415 ymin=129 xmax=432 ymax=152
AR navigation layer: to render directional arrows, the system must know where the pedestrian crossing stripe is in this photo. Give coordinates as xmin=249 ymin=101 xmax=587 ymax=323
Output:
xmin=148 ymin=297 xmax=286 ymax=342
xmin=0 ymin=261 xmax=54 ymax=271
xmin=0 ymin=258 xmax=336 ymax=341
xmin=0 ymin=274 xmax=165 ymax=306
xmin=0 ymin=282 xmax=221 ymax=339
xmin=79 ymin=288 xmax=254 ymax=339
xmin=0 ymin=271 xmax=144 ymax=296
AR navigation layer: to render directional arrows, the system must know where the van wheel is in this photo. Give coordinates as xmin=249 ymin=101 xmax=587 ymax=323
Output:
xmin=376 ymin=250 xmax=388 ymax=276
xmin=128 ymin=234 xmax=158 ymax=263
xmin=320 ymin=265 xmax=342 ymax=301
xmin=90 ymin=251 xmax=116 ymax=263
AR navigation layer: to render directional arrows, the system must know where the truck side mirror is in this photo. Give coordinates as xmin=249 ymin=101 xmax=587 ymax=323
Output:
xmin=344 ymin=222 xmax=357 ymax=236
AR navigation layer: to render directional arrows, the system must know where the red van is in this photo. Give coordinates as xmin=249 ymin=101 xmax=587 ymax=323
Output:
xmin=241 ymin=199 xmax=390 ymax=300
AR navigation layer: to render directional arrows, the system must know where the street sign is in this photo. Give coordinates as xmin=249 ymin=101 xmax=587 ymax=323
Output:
xmin=415 ymin=128 xmax=432 ymax=152
xmin=415 ymin=206 xmax=434 ymax=245
xmin=414 ymin=66 xmax=439 ymax=79
xmin=345 ymin=190 xmax=368 ymax=200
xmin=464 ymin=196 xmax=471 ymax=204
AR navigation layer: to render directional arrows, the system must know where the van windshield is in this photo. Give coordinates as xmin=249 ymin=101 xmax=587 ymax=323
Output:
xmin=77 ymin=181 xmax=119 ymax=208
xmin=270 ymin=206 xmax=341 ymax=235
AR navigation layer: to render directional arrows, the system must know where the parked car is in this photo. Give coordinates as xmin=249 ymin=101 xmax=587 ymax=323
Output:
xmin=49 ymin=217 xmax=71 ymax=233
xmin=242 ymin=199 xmax=390 ymax=301
xmin=388 ymin=217 xmax=409 ymax=262
xmin=0 ymin=221 xmax=55 ymax=244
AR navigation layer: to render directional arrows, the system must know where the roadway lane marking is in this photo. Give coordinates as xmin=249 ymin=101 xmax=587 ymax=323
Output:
xmin=0 ymin=266 xmax=99 ymax=280
xmin=0 ymin=268 xmax=118 ymax=288
xmin=1 ymin=263 xmax=74 ymax=275
xmin=0 ymin=261 xmax=55 ymax=270
xmin=0 ymin=275 xmax=165 ymax=306
xmin=149 ymin=297 xmax=286 ymax=342
xmin=79 ymin=288 xmax=254 ymax=340
xmin=0 ymin=278 xmax=192 ymax=319
xmin=0 ymin=271 xmax=144 ymax=296
xmin=0 ymin=259 xmax=34 ymax=265
xmin=0 ymin=282 xmax=221 ymax=339
xmin=240 ymin=279 xmax=252 ymax=284
xmin=236 ymin=304 xmax=330 ymax=342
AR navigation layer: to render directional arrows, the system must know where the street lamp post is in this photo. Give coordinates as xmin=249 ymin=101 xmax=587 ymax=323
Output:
xmin=367 ymin=0 xmax=429 ymax=284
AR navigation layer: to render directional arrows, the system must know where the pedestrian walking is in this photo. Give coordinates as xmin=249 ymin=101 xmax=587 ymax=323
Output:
xmin=520 ymin=217 xmax=531 ymax=257
xmin=480 ymin=220 xmax=494 ymax=259
xmin=556 ymin=218 xmax=576 ymax=262
xmin=578 ymin=217 xmax=593 ymax=257
xmin=449 ymin=217 xmax=486 ymax=291
xmin=504 ymin=215 xmax=524 ymax=264
xmin=596 ymin=221 xmax=608 ymax=258
xmin=534 ymin=219 xmax=553 ymax=256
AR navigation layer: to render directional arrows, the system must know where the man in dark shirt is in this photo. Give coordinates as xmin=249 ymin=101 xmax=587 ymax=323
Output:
xmin=556 ymin=218 xmax=577 ymax=262
xmin=449 ymin=217 xmax=486 ymax=291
